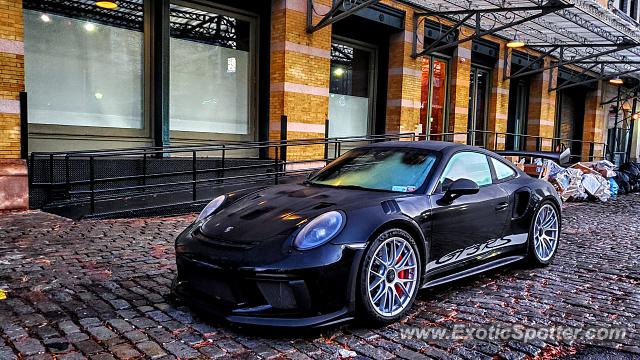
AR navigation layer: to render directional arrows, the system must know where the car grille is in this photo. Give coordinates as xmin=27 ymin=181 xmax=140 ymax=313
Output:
xmin=192 ymin=228 xmax=258 ymax=250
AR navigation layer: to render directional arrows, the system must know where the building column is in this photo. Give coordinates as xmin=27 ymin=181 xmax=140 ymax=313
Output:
xmin=526 ymin=58 xmax=557 ymax=151
xmin=487 ymin=44 xmax=510 ymax=150
xmin=0 ymin=0 xmax=27 ymax=210
xmin=269 ymin=0 xmax=332 ymax=161
xmin=385 ymin=9 xmax=423 ymax=135
xmin=583 ymin=81 xmax=605 ymax=161
xmin=447 ymin=29 xmax=472 ymax=143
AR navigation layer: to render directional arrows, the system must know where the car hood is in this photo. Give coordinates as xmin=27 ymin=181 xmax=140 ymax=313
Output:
xmin=198 ymin=183 xmax=394 ymax=245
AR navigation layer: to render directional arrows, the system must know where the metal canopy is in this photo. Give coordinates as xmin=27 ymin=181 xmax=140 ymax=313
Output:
xmin=406 ymin=0 xmax=640 ymax=86
xmin=412 ymin=0 xmax=572 ymax=57
xmin=306 ymin=0 xmax=381 ymax=33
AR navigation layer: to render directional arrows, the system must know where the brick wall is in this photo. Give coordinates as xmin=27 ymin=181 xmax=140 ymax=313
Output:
xmin=583 ymin=81 xmax=606 ymax=160
xmin=0 ymin=0 xmax=27 ymax=209
xmin=447 ymin=29 xmax=472 ymax=143
xmin=384 ymin=3 xmax=422 ymax=135
xmin=0 ymin=0 xmax=24 ymax=159
xmin=487 ymin=45 xmax=510 ymax=150
xmin=526 ymin=58 xmax=557 ymax=151
xmin=269 ymin=0 xmax=332 ymax=161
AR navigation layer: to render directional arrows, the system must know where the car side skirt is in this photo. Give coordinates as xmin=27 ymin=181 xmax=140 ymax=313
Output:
xmin=421 ymin=255 xmax=525 ymax=289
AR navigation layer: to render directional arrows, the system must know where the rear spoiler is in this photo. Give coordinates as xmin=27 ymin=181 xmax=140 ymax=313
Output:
xmin=494 ymin=149 xmax=571 ymax=165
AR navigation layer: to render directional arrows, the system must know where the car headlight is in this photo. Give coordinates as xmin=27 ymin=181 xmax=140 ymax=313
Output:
xmin=293 ymin=211 xmax=345 ymax=250
xmin=196 ymin=195 xmax=226 ymax=221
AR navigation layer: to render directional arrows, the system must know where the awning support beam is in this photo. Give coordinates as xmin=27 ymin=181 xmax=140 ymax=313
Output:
xmin=550 ymin=68 xmax=640 ymax=92
xmin=306 ymin=0 xmax=380 ymax=33
xmin=601 ymin=84 xmax=640 ymax=105
xmin=503 ymin=46 xmax=558 ymax=81
xmin=412 ymin=0 xmax=572 ymax=57
xmin=505 ymin=44 xmax=635 ymax=81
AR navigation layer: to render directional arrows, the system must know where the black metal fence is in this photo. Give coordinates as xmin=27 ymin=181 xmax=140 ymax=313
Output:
xmin=28 ymin=129 xmax=608 ymax=218
xmin=29 ymin=133 xmax=415 ymax=217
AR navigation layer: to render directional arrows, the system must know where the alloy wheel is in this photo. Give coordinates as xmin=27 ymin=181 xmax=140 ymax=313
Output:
xmin=533 ymin=204 xmax=559 ymax=261
xmin=367 ymin=237 xmax=418 ymax=317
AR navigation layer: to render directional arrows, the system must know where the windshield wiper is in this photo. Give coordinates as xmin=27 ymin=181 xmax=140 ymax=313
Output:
xmin=334 ymin=184 xmax=392 ymax=192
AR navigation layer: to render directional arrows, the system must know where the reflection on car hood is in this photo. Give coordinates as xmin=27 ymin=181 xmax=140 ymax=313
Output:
xmin=199 ymin=183 xmax=396 ymax=244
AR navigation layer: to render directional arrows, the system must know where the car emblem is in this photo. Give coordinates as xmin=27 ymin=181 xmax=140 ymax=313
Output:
xmin=224 ymin=226 xmax=234 ymax=233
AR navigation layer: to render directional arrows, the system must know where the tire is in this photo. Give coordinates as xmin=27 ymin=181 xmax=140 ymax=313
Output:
xmin=357 ymin=229 xmax=422 ymax=325
xmin=526 ymin=200 xmax=561 ymax=266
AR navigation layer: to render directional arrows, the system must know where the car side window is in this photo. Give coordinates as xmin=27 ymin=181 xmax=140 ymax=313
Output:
xmin=439 ymin=152 xmax=492 ymax=191
xmin=490 ymin=157 xmax=516 ymax=181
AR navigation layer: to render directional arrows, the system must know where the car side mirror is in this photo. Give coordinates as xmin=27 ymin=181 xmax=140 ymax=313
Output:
xmin=442 ymin=178 xmax=479 ymax=204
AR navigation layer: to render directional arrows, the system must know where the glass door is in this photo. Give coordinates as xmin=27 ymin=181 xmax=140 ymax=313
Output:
xmin=468 ymin=67 xmax=490 ymax=147
xmin=420 ymin=56 xmax=449 ymax=140
xmin=328 ymin=41 xmax=375 ymax=139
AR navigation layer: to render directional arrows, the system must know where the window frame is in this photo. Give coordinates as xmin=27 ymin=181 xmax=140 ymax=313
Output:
xmin=24 ymin=7 xmax=148 ymax=140
xmin=328 ymin=36 xmax=379 ymax=138
xmin=420 ymin=54 xmax=451 ymax=137
xmin=434 ymin=150 xmax=494 ymax=193
xmin=25 ymin=0 xmax=260 ymax=147
xmin=488 ymin=155 xmax=518 ymax=184
xmin=168 ymin=0 xmax=258 ymax=143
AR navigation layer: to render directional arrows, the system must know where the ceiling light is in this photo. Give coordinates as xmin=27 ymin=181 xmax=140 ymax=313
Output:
xmin=84 ymin=22 xmax=96 ymax=32
xmin=609 ymin=77 xmax=624 ymax=85
xmin=507 ymin=30 xmax=525 ymax=48
xmin=507 ymin=39 xmax=525 ymax=48
xmin=96 ymin=1 xmax=118 ymax=9
xmin=333 ymin=67 xmax=345 ymax=77
xmin=40 ymin=14 xmax=51 ymax=22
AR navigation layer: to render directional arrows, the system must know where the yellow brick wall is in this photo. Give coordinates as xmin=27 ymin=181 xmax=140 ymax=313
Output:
xmin=269 ymin=0 xmax=331 ymax=161
xmin=487 ymin=45 xmax=510 ymax=150
xmin=385 ymin=4 xmax=422 ymax=135
xmin=447 ymin=29 xmax=472 ymax=143
xmin=583 ymin=81 xmax=606 ymax=160
xmin=526 ymin=58 xmax=557 ymax=151
xmin=0 ymin=0 xmax=24 ymax=159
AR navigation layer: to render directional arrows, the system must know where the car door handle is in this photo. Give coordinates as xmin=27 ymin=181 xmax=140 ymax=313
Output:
xmin=495 ymin=202 xmax=509 ymax=211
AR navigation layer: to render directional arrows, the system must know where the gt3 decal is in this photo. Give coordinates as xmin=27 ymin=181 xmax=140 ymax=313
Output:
xmin=426 ymin=233 xmax=528 ymax=270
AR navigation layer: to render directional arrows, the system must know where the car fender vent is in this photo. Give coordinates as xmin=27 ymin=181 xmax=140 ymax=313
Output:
xmin=513 ymin=188 xmax=531 ymax=218
xmin=381 ymin=200 xmax=401 ymax=214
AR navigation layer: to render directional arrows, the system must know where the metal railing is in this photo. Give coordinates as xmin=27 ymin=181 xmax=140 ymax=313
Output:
xmin=28 ymin=129 xmax=608 ymax=216
xmin=29 ymin=133 xmax=416 ymax=215
xmin=416 ymin=129 xmax=608 ymax=162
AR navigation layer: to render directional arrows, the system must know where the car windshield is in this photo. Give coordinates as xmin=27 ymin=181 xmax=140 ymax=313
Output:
xmin=309 ymin=148 xmax=438 ymax=192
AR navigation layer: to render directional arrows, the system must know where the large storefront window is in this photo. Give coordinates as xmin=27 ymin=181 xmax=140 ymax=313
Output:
xmin=169 ymin=3 xmax=252 ymax=136
xmin=24 ymin=4 xmax=143 ymax=129
xmin=328 ymin=42 xmax=374 ymax=138
xmin=468 ymin=67 xmax=490 ymax=146
xmin=420 ymin=56 xmax=448 ymax=138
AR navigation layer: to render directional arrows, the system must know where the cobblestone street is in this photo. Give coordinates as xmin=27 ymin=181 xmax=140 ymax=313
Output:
xmin=1 ymin=195 xmax=639 ymax=359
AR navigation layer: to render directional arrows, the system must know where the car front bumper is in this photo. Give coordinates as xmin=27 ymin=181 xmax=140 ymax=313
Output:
xmin=172 ymin=227 xmax=365 ymax=327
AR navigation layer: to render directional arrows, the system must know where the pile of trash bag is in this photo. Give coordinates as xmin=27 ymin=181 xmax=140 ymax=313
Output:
xmin=612 ymin=162 xmax=640 ymax=195
xmin=542 ymin=159 xmax=640 ymax=202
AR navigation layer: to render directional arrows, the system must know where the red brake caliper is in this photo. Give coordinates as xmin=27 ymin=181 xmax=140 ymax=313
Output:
xmin=395 ymin=253 xmax=405 ymax=296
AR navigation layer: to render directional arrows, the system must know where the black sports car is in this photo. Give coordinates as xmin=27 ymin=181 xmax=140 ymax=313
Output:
xmin=172 ymin=141 xmax=561 ymax=327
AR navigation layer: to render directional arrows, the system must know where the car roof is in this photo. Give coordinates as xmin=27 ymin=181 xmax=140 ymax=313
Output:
xmin=362 ymin=140 xmax=475 ymax=153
